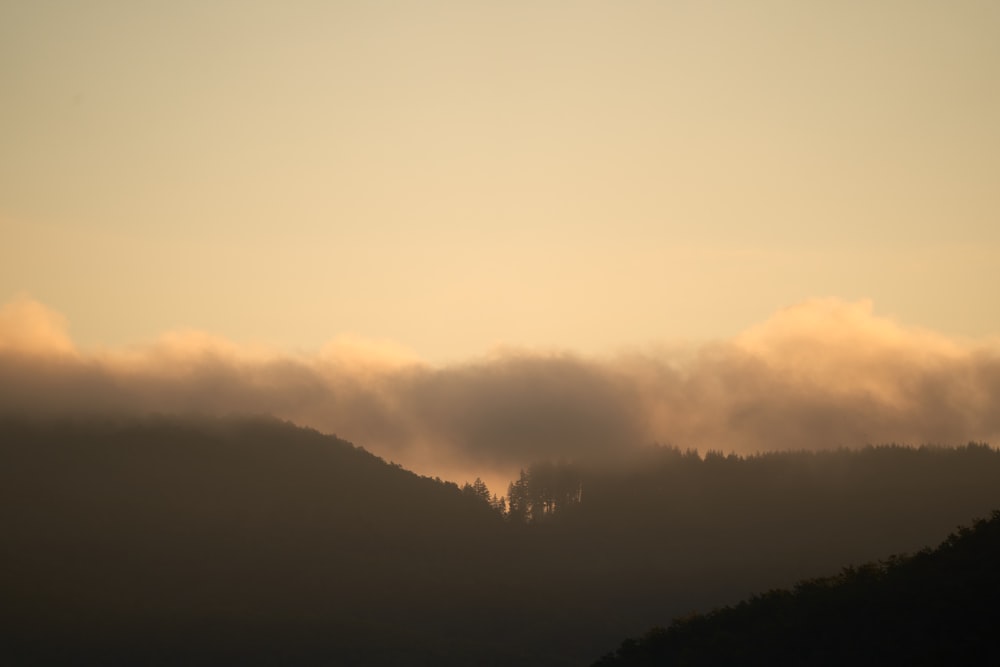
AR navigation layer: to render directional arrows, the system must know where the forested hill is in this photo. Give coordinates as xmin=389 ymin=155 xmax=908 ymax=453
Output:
xmin=505 ymin=444 xmax=1000 ymax=587
xmin=2 ymin=415 xmax=1000 ymax=666
xmin=593 ymin=509 xmax=1000 ymax=666
xmin=0 ymin=415 xmax=512 ymax=666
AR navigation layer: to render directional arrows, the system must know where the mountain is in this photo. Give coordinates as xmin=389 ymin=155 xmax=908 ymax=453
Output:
xmin=0 ymin=415 xmax=512 ymax=666
xmin=2 ymin=415 xmax=999 ymax=665
xmin=593 ymin=509 xmax=1000 ymax=666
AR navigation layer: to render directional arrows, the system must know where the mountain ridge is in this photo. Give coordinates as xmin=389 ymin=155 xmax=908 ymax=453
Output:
xmin=2 ymin=414 xmax=999 ymax=666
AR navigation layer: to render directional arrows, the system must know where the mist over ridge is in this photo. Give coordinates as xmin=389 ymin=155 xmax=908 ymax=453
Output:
xmin=2 ymin=295 xmax=998 ymax=484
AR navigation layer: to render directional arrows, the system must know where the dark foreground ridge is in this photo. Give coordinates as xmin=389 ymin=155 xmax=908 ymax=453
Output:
xmin=594 ymin=510 xmax=1000 ymax=666
xmin=2 ymin=414 xmax=1000 ymax=665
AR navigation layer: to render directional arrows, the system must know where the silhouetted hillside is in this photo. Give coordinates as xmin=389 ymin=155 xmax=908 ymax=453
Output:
xmin=593 ymin=509 xmax=1000 ymax=666
xmin=501 ymin=445 xmax=1000 ymax=661
xmin=0 ymin=415 xmax=514 ymax=666
xmin=2 ymin=416 xmax=1000 ymax=665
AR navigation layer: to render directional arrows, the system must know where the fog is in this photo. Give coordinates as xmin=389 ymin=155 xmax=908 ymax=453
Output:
xmin=2 ymin=296 xmax=998 ymax=483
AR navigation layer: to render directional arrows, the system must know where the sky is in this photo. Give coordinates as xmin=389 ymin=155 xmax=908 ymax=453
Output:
xmin=2 ymin=3 xmax=999 ymax=486
xmin=2 ymin=1 xmax=999 ymax=363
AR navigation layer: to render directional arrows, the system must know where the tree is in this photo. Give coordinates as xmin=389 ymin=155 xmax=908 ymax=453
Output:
xmin=507 ymin=470 xmax=530 ymax=523
xmin=461 ymin=477 xmax=494 ymax=509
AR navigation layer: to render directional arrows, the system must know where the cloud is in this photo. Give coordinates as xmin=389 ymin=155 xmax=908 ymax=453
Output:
xmin=1 ymin=297 xmax=998 ymax=481
xmin=0 ymin=296 xmax=77 ymax=357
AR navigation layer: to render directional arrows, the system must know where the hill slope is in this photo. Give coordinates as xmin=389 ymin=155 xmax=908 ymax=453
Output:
xmin=0 ymin=415 xmax=512 ymax=666
xmin=594 ymin=510 xmax=1000 ymax=666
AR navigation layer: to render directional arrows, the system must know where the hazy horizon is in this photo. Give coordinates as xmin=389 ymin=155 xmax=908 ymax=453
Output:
xmin=3 ymin=295 xmax=998 ymax=491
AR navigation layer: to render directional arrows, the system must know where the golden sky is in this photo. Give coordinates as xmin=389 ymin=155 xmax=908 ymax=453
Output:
xmin=2 ymin=1 xmax=998 ymax=364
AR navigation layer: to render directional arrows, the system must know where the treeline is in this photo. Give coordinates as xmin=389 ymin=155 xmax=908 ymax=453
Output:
xmin=474 ymin=443 xmax=999 ymax=532
xmin=594 ymin=509 xmax=1000 ymax=666
xmin=465 ymin=463 xmax=582 ymax=521
xmin=461 ymin=462 xmax=584 ymax=521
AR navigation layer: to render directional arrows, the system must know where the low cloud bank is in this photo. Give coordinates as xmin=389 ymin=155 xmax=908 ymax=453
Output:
xmin=1 ymin=297 xmax=998 ymax=478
